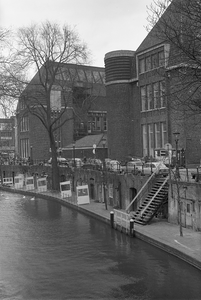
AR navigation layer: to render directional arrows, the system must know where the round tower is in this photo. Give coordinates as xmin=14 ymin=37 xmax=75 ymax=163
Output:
xmin=104 ymin=50 xmax=136 ymax=161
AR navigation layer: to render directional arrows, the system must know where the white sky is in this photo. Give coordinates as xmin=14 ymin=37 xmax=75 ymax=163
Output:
xmin=0 ymin=0 xmax=153 ymax=67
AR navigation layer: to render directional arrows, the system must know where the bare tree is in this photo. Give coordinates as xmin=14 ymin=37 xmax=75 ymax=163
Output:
xmin=147 ymin=0 xmax=201 ymax=122
xmin=0 ymin=28 xmax=23 ymax=117
xmin=10 ymin=21 xmax=90 ymax=190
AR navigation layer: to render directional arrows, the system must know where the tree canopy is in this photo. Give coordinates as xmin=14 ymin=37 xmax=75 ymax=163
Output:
xmin=8 ymin=21 xmax=91 ymax=190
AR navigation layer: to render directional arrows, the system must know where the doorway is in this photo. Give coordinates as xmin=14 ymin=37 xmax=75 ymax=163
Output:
xmin=129 ymin=188 xmax=137 ymax=211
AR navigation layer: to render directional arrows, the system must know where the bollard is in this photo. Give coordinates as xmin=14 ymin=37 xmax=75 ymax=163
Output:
xmin=130 ymin=218 xmax=135 ymax=237
xmin=110 ymin=211 xmax=114 ymax=228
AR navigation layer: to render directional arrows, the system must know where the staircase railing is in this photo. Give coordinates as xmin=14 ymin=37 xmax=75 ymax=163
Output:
xmin=125 ymin=164 xmax=162 ymax=213
xmin=140 ymin=176 xmax=169 ymax=217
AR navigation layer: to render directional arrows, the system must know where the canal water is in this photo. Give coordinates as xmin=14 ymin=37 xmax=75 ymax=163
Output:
xmin=0 ymin=192 xmax=201 ymax=300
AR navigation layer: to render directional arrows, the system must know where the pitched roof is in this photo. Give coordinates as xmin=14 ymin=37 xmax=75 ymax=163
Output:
xmin=136 ymin=1 xmax=174 ymax=54
xmin=62 ymin=134 xmax=107 ymax=150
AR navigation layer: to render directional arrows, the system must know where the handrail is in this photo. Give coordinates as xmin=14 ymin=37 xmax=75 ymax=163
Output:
xmin=125 ymin=162 xmax=163 ymax=212
xmin=140 ymin=176 xmax=169 ymax=216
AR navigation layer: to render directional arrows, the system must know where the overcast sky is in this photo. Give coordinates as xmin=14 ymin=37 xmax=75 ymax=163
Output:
xmin=0 ymin=0 xmax=154 ymax=67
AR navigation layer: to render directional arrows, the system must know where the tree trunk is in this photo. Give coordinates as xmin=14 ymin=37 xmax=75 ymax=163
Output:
xmin=50 ymin=132 xmax=60 ymax=191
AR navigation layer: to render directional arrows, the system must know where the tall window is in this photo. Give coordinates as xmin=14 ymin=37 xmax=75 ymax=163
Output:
xmin=103 ymin=115 xmax=107 ymax=131
xmin=20 ymin=116 xmax=29 ymax=132
xmin=20 ymin=138 xmax=29 ymax=158
xmin=138 ymin=48 xmax=165 ymax=74
xmin=141 ymin=86 xmax=146 ymax=111
xmin=155 ymin=123 xmax=161 ymax=148
xmin=153 ymin=82 xmax=160 ymax=109
xmin=160 ymin=81 xmax=165 ymax=107
xmin=139 ymin=58 xmax=145 ymax=73
xmin=161 ymin=122 xmax=167 ymax=147
xmin=148 ymin=124 xmax=154 ymax=157
xmin=96 ymin=117 xmax=101 ymax=131
xmin=50 ymin=89 xmax=61 ymax=110
xmin=141 ymin=81 xmax=165 ymax=111
xmin=147 ymin=84 xmax=153 ymax=110
xmin=142 ymin=122 xmax=167 ymax=157
xmin=145 ymin=56 xmax=151 ymax=71
xmin=142 ymin=125 xmax=148 ymax=156
xmin=159 ymin=51 xmax=165 ymax=66
xmin=87 ymin=112 xmax=107 ymax=132
xmin=151 ymin=53 xmax=158 ymax=69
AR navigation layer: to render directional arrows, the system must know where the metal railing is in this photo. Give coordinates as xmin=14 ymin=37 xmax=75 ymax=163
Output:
xmin=125 ymin=163 xmax=163 ymax=212
xmin=140 ymin=176 xmax=169 ymax=217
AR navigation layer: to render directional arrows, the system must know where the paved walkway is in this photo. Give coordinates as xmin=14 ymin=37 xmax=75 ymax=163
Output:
xmin=1 ymin=186 xmax=201 ymax=271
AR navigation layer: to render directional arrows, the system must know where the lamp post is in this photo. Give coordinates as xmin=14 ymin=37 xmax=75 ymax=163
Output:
xmin=173 ymin=131 xmax=183 ymax=237
xmin=30 ymin=146 xmax=33 ymax=165
xmin=72 ymin=142 xmax=75 ymax=168
xmin=72 ymin=142 xmax=75 ymax=192
xmin=173 ymin=131 xmax=180 ymax=178
xmin=102 ymin=136 xmax=107 ymax=210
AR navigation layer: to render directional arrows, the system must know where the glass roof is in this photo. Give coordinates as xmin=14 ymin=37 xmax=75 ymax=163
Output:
xmin=65 ymin=66 xmax=105 ymax=85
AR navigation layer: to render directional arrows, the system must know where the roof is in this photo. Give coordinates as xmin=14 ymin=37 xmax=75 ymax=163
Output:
xmin=62 ymin=134 xmax=107 ymax=150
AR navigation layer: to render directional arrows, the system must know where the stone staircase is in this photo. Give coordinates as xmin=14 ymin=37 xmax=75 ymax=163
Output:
xmin=130 ymin=176 xmax=169 ymax=225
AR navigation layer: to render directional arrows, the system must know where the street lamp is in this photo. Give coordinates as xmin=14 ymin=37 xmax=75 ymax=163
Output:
xmin=72 ymin=142 xmax=76 ymax=168
xmin=173 ymin=131 xmax=180 ymax=178
xmin=173 ymin=131 xmax=183 ymax=237
xmin=30 ymin=146 xmax=33 ymax=165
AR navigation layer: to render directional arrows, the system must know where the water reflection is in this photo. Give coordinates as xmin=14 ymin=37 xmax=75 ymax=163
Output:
xmin=0 ymin=192 xmax=200 ymax=300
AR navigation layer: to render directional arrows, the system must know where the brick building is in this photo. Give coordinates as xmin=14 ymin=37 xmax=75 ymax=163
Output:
xmin=16 ymin=2 xmax=201 ymax=166
xmin=0 ymin=117 xmax=16 ymax=162
xmin=104 ymin=5 xmax=201 ymax=165
xmin=16 ymin=63 xmax=106 ymax=162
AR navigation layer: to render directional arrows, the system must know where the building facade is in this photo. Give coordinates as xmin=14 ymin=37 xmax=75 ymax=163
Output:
xmin=0 ymin=117 xmax=15 ymax=163
xmin=16 ymin=63 xmax=107 ymax=162
xmin=104 ymin=21 xmax=201 ymax=165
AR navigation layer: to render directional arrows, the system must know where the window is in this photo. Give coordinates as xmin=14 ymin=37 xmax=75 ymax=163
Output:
xmin=147 ymin=84 xmax=153 ymax=110
xmin=159 ymin=51 xmax=165 ymax=66
xmin=139 ymin=58 xmax=145 ymax=73
xmin=141 ymin=81 xmax=166 ymax=112
xmin=160 ymin=81 xmax=165 ymax=107
xmin=142 ymin=122 xmax=167 ymax=157
xmin=20 ymin=138 xmax=29 ymax=158
xmin=155 ymin=123 xmax=161 ymax=148
xmin=141 ymin=86 xmax=146 ymax=111
xmin=148 ymin=124 xmax=154 ymax=157
xmin=87 ymin=112 xmax=107 ymax=132
xmin=138 ymin=48 xmax=165 ymax=74
xmin=20 ymin=116 xmax=29 ymax=132
xmin=145 ymin=56 xmax=151 ymax=71
xmin=153 ymin=82 xmax=160 ymax=109
xmin=103 ymin=115 xmax=107 ymax=131
xmin=161 ymin=122 xmax=167 ymax=147
xmin=96 ymin=117 xmax=101 ymax=131
xmin=151 ymin=53 xmax=159 ymax=69
xmin=187 ymin=203 xmax=190 ymax=213
xmin=142 ymin=125 xmax=148 ymax=156
xmin=50 ymin=89 xmax=61 ymax=111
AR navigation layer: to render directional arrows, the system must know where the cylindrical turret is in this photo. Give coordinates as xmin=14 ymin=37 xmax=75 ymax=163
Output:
xmin=104 ymin=50 xmax=137 ymax=161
